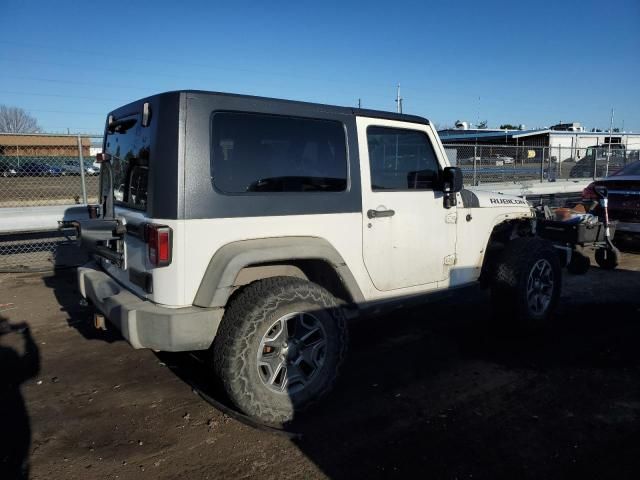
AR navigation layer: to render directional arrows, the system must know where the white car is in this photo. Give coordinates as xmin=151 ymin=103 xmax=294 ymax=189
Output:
xmin=488 ymin=154 xmax=515 ymax=165
xmin=65 ymin=91 xmax=562 ymax=423
xmin=61 ymin=159 xmax=100 ymax=176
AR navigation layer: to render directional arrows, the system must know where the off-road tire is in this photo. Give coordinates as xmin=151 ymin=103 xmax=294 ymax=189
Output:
xmin=490 ymin=237 xmax=562 ymax=327
xmin=567 ymin=250 xmax=590 ymax=275
xmin=212 ymin=276 xmax=348 ymax=424
xmin=595 ymin=247 xmax=619 ymax=270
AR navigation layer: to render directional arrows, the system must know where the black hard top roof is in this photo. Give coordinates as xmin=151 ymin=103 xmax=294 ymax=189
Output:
xmin=111 ymin=90 xmax=430 ymax=126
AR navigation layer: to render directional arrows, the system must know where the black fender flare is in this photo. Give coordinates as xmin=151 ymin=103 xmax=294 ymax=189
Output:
xmin=192 ymin=236 xmax=365 ymax=308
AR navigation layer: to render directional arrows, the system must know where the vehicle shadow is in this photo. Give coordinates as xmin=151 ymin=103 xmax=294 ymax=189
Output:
xmin=0 ymin=316 xmax=40 ymax=480
xmin=285 ymin=291 xmax=640 ymax=479
xmin=153 ymin=271 xmax=640 ymax=479
xmin=42 ymin=269 xmax=122 ymax=343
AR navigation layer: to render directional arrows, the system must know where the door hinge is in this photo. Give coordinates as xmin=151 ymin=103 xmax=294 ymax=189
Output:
xmin=444 ymin=254 xmax=457 ymax=265
xmin=445 ymin=212 xmax=458 ymax=224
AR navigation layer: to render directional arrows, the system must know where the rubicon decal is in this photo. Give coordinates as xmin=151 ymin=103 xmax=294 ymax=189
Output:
xmin=489 ymin=198 xmax=527 ymax=205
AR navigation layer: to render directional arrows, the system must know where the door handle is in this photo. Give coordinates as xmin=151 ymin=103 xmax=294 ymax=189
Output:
xmin=367 ymin=209 xmax=395 ymax=219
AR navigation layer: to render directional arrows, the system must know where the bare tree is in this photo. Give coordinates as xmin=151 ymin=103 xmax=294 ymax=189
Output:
xmin=0 ymin=105 xmax=42 ymax=133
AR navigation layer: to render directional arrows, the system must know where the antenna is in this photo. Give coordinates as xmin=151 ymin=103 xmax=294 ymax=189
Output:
xmin=395 ymin=84 xmax=403 ymax=113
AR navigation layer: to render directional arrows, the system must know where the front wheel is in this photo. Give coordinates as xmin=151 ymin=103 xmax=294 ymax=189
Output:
xmin=212 ymin=276 xmax=348 ymax=424
xmin=595 ymin=247 xmax=619 ymax=270
xmin=490 ymin=237 xmax=562 ymax=327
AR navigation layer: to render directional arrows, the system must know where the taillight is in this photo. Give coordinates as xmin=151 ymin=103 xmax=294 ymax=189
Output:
xmin=582 ymin=182 xmax=598 ymax=201
xmin=145 ymin=224 xmax=172 ymax=267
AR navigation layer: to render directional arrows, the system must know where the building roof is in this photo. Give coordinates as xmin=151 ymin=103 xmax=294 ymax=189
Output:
xmin=0 ymin=133 xmax=91 ymax=146
xmin=438 ymin=128 xmax=550 ymax=142
xmin=439 ymin=128 xmax=640 ymax=142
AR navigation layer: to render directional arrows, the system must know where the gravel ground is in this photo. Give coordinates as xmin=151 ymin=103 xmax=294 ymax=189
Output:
xmin=1 ymin=247 xmax=639 ymax=479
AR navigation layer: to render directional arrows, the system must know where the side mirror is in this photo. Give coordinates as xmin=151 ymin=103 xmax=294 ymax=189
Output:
xmin=443 ymin=167 xmax=463 ymax=193
xmin=442 ymin=167 xmax=463 ymax=209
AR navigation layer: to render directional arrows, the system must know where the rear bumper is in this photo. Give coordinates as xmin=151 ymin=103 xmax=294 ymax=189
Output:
xmin=616 ymin=221 xmax=640 ymax=234
xmin=77 ymin=262 xmax=223 ymax=351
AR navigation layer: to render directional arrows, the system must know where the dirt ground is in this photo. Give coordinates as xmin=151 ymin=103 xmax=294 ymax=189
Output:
xmin=1 ymin=247 xmax=639 ymax=479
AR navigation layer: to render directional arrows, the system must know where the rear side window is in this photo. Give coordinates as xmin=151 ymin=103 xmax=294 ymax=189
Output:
xmin=104 ymin=114 xmax=150 ymax=210
xmin=367 ymin=126 xmax=440 ymax=191
xmin=211 ymin=112 xmax=347 ymax=193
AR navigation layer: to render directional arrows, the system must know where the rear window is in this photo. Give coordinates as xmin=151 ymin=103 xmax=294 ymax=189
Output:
xmin=103 ymin=114 xmax=150 ymax=210
xmin=211 ymin=112 xmax=348 ymax=193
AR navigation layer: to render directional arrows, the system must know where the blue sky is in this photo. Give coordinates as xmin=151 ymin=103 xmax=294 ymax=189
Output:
xmin=1 ymin=0 xmax=638 ymax=134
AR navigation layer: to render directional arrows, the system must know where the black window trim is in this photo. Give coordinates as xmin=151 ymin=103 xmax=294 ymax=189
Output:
xmin=365 ymin=124 xmax=442 ymax=193
xmin=209 ymin=110 xmax=351 ymax=196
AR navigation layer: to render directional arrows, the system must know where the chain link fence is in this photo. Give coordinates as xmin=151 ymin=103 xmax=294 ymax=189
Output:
xmin=0 ymin=229 xmax=86 ymax=273
xmin=443 ymin=143 xmax=640 ymax=185
xmin=1 ymin=133 xmax=101 ymax=271
xmin=1 ymin=134 xmax=102 ymax=207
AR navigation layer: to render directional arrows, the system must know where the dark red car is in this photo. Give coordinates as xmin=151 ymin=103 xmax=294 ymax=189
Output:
xmin=583 ymin=161 xmax=640 ymax=237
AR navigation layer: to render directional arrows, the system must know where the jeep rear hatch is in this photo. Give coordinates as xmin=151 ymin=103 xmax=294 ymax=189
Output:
xmin=61 ymin=108 xmax=160 ymax=299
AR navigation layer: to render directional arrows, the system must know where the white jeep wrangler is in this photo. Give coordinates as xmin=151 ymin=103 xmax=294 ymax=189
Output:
xmin=65 ymin=91 xmax=561 ymax=423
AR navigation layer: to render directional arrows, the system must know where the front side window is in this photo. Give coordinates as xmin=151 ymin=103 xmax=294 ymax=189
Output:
xmin=366 ymin=126 xmax=440 ymax=191
xmin=211 ymin=112 xmax=348 ymax=193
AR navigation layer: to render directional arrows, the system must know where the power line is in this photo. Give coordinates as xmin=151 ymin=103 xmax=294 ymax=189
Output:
xmin=0 ymin=41 xmax=406 ymax=93
xmin=2 ymin=75 xmax=154 ymax=92
xmin=0 ymin=90 xmax=128 ymax=103
xmin=23 ymin=109 xmax=104 ymax=116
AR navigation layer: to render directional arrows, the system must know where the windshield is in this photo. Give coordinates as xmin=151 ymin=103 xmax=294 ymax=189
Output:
xmin=103 ymin=114 xmax=150 ymax=210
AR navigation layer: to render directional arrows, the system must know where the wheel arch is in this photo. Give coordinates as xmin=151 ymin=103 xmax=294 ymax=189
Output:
xmin=192 ymin=236 xmax=365 ymax=308
xmin=478 ymin=215 xmax=536 ymax=286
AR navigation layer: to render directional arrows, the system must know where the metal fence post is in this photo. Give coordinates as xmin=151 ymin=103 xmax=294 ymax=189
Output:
xmin=472 ymin=144 xmax=478 ymax=185
xmin=558 ymin=146 xmax=562 ymax=179
xmin=540 ymin=147 xmax=545 ymax=182
xmin=77 ymin=135 xmax=88 ymax=204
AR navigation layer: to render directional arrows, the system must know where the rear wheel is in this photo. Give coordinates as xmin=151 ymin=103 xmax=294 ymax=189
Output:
xmin=490 ymin=237 xmax=562 ymax=328
xmin=595 ymin=247 xmax=619 ymax=270
xmin=212 ymin=276 xmax=347 ymax=424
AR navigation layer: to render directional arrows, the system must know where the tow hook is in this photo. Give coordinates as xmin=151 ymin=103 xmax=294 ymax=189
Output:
xmin=94 ymin=313 xmax=107 ymax=331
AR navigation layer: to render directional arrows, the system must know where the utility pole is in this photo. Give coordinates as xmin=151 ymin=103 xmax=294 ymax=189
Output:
xmin=395 ymin=84 xmax=403 ymax=113
xmin=606 ymin=108 xmax=614 ymax=176
xmin=358 ymin=98 xmax=361 ymax=109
